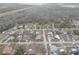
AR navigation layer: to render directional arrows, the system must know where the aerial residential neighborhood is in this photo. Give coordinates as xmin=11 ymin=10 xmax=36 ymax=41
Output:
xmin=0 ymin=22 xmax=79 ymax=55
xmin=0 ymin=3 xmax=79 ymax=55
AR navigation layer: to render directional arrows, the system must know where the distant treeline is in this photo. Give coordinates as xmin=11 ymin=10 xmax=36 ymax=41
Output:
xmin=0 ymin=4 xmax=79 ymax=32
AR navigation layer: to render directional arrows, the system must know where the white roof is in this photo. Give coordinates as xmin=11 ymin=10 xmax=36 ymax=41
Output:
xmin=71 ymin=48 xmax=77 ymax=51
xmin=48 ymin=32 xmax=52 ymax=35
xmin=55 ymin=35 xmax=60 ymax=39
xmin=60 ymin=49 xmax=65 ymax=52
xmin=36 ymin=32 xmax=40 ymax=34
xmin=2 ymin=32 xmax=5 ymax=33
xmin=17 ymin=35 xmax=22 ymax=38
xmin=29 ymin=49 xmax=33 ymax=51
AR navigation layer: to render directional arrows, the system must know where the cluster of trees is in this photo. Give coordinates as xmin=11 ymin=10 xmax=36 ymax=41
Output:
xmin=73 ymin=30 xmax=79 ymax=35
xmin=0 ymin=23 xmax=15 ymax=33
xmin=54 ymin=20 xmax=72 ymax=28
xmin=0 ymin=11 xmax=28 ymax=32
xmin=0 ymin=4 xmax=34 ymax=32
xmin=0 ymin=4 xmax=79 ymax=32
xmin=14 ymin=47 xmax=25 ymax=55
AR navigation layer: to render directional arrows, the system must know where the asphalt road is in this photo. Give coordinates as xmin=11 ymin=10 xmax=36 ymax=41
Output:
xmin=0 ymin=6 xmax=34 ymax=17
xmin=43 ymin=29 xmax=48 ymax=55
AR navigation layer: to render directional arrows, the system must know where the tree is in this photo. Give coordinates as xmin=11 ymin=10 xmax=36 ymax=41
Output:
xmin=55 ymin=20 xmax=72 ymax=28
xmin=73 ymin=30 xmax=79 ymax=35
xmin=32 ymin=33 xmax=36 ymax=39
xmin=59 ymin=21 xmax=72 ymax=28
xmin=14 ymin=47 xmax=25 ymax=55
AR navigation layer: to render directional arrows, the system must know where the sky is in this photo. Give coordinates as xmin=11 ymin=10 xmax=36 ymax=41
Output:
xmin=0 ymin=0 xmax=79 ymax=3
